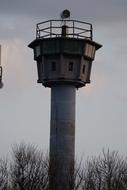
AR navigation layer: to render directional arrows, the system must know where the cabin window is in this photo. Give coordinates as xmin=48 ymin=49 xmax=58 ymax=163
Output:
xmin=68 ymin=62 xmax=74 ymax=71
xmin=85 ymin=44 xmax=96 ymax=59
xmin=82 ymin=65 xmax=85 ymax=74
xmin=52 ymin=62 xmax=56 ymax=71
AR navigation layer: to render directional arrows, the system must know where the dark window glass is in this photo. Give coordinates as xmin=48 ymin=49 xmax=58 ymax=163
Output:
xmin=69 ymin=62 xmax=73 ymax=71
xmin=52 ymin=62 xmax=56 ymax=71
xmin=83 ymin=65 xmax=85 ymax=74
xmin=0 ymin=66 xmax=2 ymax=80
xmin=41 ymin=63 xmax=43 ymax=73
xmin=37 ymin=60 xmax=43 ymax=75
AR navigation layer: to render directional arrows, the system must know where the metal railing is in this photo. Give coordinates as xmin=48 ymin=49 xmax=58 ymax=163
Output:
xmin=36 ymin=20 xmax=93 ymax=40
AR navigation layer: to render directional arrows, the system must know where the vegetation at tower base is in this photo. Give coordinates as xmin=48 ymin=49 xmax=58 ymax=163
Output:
xmin=1 ymin=143 xmax=127 ymax=190
xmin=0 ymin=159 xmax=8 ymax=189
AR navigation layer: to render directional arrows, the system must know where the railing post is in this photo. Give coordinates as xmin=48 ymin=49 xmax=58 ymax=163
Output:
xmin=50 ymin=20 xmax=52 ymax=37
xmin=73 ymin=21 xmax=74 ymax=38
xmin=90 ymin=24 xmax=93 ymax=40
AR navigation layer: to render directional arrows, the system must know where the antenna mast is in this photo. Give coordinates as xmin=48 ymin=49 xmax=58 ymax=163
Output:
xmin=0 ymin=45 xmax=3 ymax=88
xmin=60 ymin=9 xmax=71 ymax=37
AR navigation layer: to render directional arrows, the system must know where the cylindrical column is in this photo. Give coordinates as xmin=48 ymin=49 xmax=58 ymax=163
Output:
xmin=49 ymin=84 xmax=76 ymax=190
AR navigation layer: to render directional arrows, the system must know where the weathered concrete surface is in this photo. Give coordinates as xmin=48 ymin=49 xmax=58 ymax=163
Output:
xmin=50 ymin=85 xmax=76 ymax=190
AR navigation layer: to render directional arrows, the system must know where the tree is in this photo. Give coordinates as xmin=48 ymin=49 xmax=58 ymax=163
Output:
xmin=0 ymin=159 xmax=8 ymax=190
xmin=10 ymin=143 xmax=48 ymax=190
xmin=1 ymin=143 xmax=127 ymax=190
xmin=82 ymin=150 xmax=127 ymax=190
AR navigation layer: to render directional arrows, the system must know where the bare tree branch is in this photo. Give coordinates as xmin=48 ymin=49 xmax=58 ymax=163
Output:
xmin=0 ymin=159 xmax=8 ymax=190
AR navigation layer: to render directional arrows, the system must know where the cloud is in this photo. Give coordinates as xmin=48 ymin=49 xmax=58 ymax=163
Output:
xmin=0 ymin=39 xmax=36 ymax=95
xmin=0 ymin=0 xmax=127 ymax=22
xmin=0 ymin=15 xmax=36 ymax=41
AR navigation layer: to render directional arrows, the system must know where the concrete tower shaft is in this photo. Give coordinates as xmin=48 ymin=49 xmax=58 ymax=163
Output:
xmin=50 ymin=85 xmax=75 ymax=162
xmin=50 ymin=85 xmax=75 ymax=189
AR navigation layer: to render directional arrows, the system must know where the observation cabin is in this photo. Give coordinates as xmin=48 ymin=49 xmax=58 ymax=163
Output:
xmin=28 ymin=14 xmax=102 ymax=88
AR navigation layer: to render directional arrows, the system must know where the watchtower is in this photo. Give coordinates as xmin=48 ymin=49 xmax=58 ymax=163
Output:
xmin=28 ymin=10 xmax=102 ymax=190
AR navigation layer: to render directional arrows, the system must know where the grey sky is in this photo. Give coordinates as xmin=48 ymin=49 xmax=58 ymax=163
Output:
xmin=0 ymin=0 xmax=127 ymax=158
xmin=0 ymin=0 xmax=127 ymax=20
